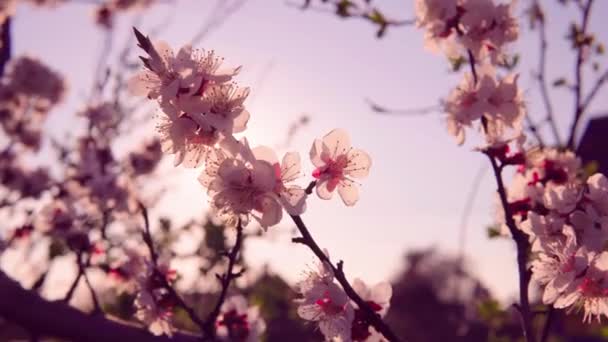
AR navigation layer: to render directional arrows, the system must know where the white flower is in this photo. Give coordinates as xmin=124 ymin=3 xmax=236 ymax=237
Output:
xmin=531 ymin=235 xmax=588 ymax=304
xmin=351 ymin=279 xmax=392 ymax=342
xmin=202 ymin=83 xmax=250 ymax=134
xmin=249 ymin=146 xmax=307 ymax=216
xmin=133 ymin=252 xmax=177 ymax=336
xmin=520 ymin=212 xmax=569 ymax=251
xmin=459 ymin=0 xmax=518 ymax=63
xmin=543 ymin=184 xmax=582 ymax=215
xmin=296 ymin=260 xmax=354 ymax=341
xmin=586 ymin=173 xmax=608 ymax=216
xmin=310 ymin=129 xmax=371 ymax=206
xmin=444 ymin=71 xmax=490 ymax=145
xmin=134 ymin=288 xmax=174 ymax=336
xmin=156 ymin=98 xmax=220 ymax=168
xmin=199 ymin=141 xmax=283 ymax=229
xmin=569 ymin=206 xmax=608 ymax=253
xmin=445 ymin=69 xmax=525 ymax=145
xmin=414 ymin=0 xmax=460 ymax=57
xmin=129 ymin=37 xmax=239 ymax=101
xmin=553 ymin=251 xmax=608 ymax=323
xmin=216 ymin=295 xmax=266 ymax=342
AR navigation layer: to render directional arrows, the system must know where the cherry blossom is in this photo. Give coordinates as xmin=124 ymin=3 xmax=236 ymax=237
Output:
xmin=249 ymin=146 xmax=307 ymax=216
xmin=296 ymin=259 xmax=355 ymax=341
xmin=459 ymin=0 xmax=518 ymax=62
xmin=310 ymin=129 xmax=371 ymax=206
xmin=553 ymin=251 xmax=608 ymax=323
xmin=132 ymin=253 xmax=177 ymax=336
xmin=216 ymin=295 xmax=266 ymax=342
xmin=199 ymin=141 xmax=283 ymax=229
xmin=129 ymin=36 xmax=240 ymax=101
xmin=444 ymin=68 xmax=525 ymax=146
xmin=351 ymin=279 xmax=392 ymax=341
xmin=531 ymin=233 xmax=589 ymax=304
xmin=156 ymin=98 xmax=219 ymax=168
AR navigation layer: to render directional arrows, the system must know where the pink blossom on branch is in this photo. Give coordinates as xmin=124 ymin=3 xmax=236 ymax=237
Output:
xmin=310 ymin=129 xmax=371 ymax=206
xmin=215 ymin=295 xmax=266 ymax=342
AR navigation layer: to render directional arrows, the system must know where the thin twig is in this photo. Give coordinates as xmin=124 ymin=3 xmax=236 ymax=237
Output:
xmin=290 ymin=215 xmax=401 ymax=342
xmin=202 ymin=220 xmax=244 ymax=339
xmin=367 ymin=98 xmax=440 ymax=116
xmin=138 ymin=203 xmax=206 ymax=334
xmin=540 ymin=307 xmax=555 ymax=342
xmin=286 ymin=0 xmax=414 ymax=38
xmin=532 ymin=1 xmax=558 ymax=147
xmin=457 ymin=163 xmax=488 ymax=262
xmin=580 ymin=68 xmax=608 ymax=113
xmin=0 ymin=18 xmax=11 ymax=77
xmin=467 ymin=49 xmax=478 ymax=84
xmin=567 ymin=0 xmax=595 ymax=149
xmin=79 ymin=254 xmax=102 ymax=314
xmin=485 ymin=153 xmax=535 ymax=342
xmin=63 ymin=263 xmax=84 ymax=303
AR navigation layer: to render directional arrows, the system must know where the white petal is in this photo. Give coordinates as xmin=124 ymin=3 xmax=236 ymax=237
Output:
xmin=309 ymin=138 xmax=325 ymax=168
xmin=321 ymin=129 xmax=351 ymax=160
xmin=281 ymin=152 xmax=301 ymax=183
xmin=253 ymin=194 xmax=282 ymax=229
xmin=345 ymin=148 xmax=371 ymax=178
xmin=316 ymin=178 xmax=335 ymax=200
xmin=280 ymin=186 xmax=307 ymax=216
xmin=338 ymin=181 xmax=359 ymax=206
xmin=371 ymin=282 xmax=392 ymax=305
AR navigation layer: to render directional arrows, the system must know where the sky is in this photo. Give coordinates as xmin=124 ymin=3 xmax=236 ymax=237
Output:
xmin=10 ymin=0 xmax=608 ymax=302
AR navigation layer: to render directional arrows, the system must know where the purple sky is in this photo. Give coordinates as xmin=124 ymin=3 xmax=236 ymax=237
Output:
xmin=11 ymin=0 xmax=608 ymax=301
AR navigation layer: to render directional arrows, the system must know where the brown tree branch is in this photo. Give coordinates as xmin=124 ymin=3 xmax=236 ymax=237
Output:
xmin=540 ymin=306 xmax=555 ymax=342
xmin=202 ymin=220 xmax=244 ymax=339
xmin=0 ymin=270 xmax=199 ymax=342
xmin=485 ymin=153 xmax=535 ymax=342
xmin=290 ymin=214 xmax=401 ymax=342
xmin=567 ymin=0 xmax=595 ymax=149
xmin=531 ymin=1 xmax=559 ymax=147
xmin=0 ymin=18 xmax=11 ymax=78
xmin=139 ymin=204 xmax=206 ymax=335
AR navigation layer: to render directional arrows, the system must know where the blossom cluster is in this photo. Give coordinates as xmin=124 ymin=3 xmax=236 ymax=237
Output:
xmin=519 ymin=165 xmax=608 ymax=322
xmin=416 ymin=0 xmax=608 ymax=325
xmin=295 ymin=258 xmax=392 ymax=341
xmin=415 ymin=0 xmax=523 ymax=146
xmin=129 ymin=29 xmax=372 ymax=229
xmin=129 ymin=28 xmax=381 ymax=339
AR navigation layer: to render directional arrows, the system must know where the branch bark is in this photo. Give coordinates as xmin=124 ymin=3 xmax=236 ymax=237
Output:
xmin=485 ymin=153 xmax=535 ymax=342
xmin=567 ymin=0 xmax=595 ymax=150
xmin=290 ymin=215 xmax=401 ymax=342
xmin=202 ymin=220 xmax=244 ymax=339
xmin=0 ymin=270 xmax=199 ymax=342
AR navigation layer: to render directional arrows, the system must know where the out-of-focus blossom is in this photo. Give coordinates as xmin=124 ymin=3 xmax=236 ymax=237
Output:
xmin=216 ymin=295 xmax=266 ymax=342
xmin=128 ymin=139 xmax=163 ymax=175
xmin=310 ymin=129 xmax=371 ymax=206
xmin=351 ymin=279 xmax=392 ymax=341
xmin=296 ymin=258 xmax=355 ymax=341
xmin=4 ymin=56 xmax=66 ymax=107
